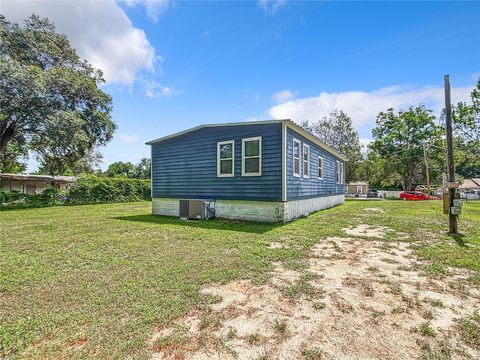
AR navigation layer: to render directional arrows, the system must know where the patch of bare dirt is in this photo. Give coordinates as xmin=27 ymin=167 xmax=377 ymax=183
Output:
xmin=149 ymin=237 xmax=479 ymax=360
xmin=66 ymin=338 xmax=88 ymax=349
xmin=364 ymin=207 xmax=385 ymax=213
xmin=342 ymin=224 xmax=394 ymax=238
xmin=269 ymin=241 xmax=289 ymax=249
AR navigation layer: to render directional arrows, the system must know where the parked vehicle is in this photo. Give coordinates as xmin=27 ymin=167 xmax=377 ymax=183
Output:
xmin=367 ymin=189 xmax=378 ymax=198
xmin=399 ymin=191 xmax=428 ymax=201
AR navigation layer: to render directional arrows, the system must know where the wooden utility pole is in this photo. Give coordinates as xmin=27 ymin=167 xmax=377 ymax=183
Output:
xmin=444 ymin=74 xmax=458 ymax=234
xmin=422 ymin=142 xmax=430 ymax=195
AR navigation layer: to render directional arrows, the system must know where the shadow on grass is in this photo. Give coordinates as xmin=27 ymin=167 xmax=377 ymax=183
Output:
xmin=113 ymin=214 xmax=286 ymax=234
xmin=448 ymin=232 xmax=467 ymax=247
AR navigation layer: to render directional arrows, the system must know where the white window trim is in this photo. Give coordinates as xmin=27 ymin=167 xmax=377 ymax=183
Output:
xmin=303 ymin=143 xmax=310 ymax=178
xmin=217 ymin=140 xmax=234 ymax=177
xmin=341 ymin=162 xmax=345 ymax=184
xmin=293 ymin=138 xmax=301 ymax=177
xmin=336 ymin=160 xmax=340 ymax=184
xmin=357 ymin=185 xmax=363 ymax=194
xmin=317 ymin=156 xmax=324 ymax=180
xmin=242 ymin=136 xmax=262 ymax=176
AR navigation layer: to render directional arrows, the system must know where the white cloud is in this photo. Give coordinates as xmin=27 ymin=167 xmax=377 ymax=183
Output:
xmin=125 ymin=0 xmax=170 ymax=23
xmin=2 ymin=0 xmax=158 ymax=85
xmin=119 ymin=134 xmax=139 ymax=143
xmin=141 ymin=79 xmax=178 ymax=98
xmin=258 ymin=0 xmax=286 ymax=15
xmin=272 ymin=89 xmax=296 ymax=104
xmin=268 ymin=84 xmax=474 ymax=129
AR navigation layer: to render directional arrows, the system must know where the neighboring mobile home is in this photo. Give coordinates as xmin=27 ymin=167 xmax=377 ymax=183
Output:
xmin=146 ymin=120 xmax=347 ymax=222
xmin=0 ymin=173 xmax=77 ymax=195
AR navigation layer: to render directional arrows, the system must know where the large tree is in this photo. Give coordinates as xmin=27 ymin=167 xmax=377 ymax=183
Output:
xmin=134 ymin=158 xmax=151 ymax=179
xmin=0 ymin=15 xmax=116 ymax=174
xmin=105 ymin=161 xmax=137 ymax=178
xmin=301 ymin=110 xmax=363 ymax=182
xmin=451 ymin=79 xmax=480 ymax=178
xmin=369 ymin=105 xmax=443 ymax=190
xmin=0 ymin=137 xmax=28 ymax=173
xmin=36 ymin=150 xmax=102 ymax=176
xmin=105 ymin=158 xmax=151 ymax=179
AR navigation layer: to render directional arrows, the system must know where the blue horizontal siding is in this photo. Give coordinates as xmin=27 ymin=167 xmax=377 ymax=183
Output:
xmin=152 ymin=123 xmax=282 ymax=201
xmin=286 ymin=127 xmax=345 ymax=200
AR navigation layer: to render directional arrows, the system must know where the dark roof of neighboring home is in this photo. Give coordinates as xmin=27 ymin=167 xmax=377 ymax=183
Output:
xmin=146 ymin=119 xmax=348 ymax=161
xmin=0 ymin=173 xmax=77 ymax=183
xmin=460 ymin=178 xmax=480 ymax=189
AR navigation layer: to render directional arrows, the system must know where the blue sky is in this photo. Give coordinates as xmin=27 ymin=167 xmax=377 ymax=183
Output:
xmin=3 ymin=0 xmax=480 ymax=170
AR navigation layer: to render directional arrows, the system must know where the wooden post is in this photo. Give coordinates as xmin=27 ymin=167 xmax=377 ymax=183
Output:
xmin=444 ymin=74 xmax=458 ymax=234
xmin=422 ymin=142 xmax=430 ymax=195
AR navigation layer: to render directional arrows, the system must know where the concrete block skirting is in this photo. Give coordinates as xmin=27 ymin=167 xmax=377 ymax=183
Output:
xmin=283 ymin=194 xmax=344 ymax=222
xmin=215 ymin=200 xmax=284 ymax=222
xmin=153 ymin=194 xmax=344 ymax=222
xmin=152 ymin=197 xmax=180 ymax=217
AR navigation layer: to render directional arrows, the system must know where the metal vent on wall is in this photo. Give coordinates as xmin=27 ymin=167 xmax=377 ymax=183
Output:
xmin=179 ymin=200 xmax=215 ymax=219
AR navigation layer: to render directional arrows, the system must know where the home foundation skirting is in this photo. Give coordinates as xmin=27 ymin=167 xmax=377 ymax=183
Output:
xmin=152 ymin=194 xmax=344 ymax=222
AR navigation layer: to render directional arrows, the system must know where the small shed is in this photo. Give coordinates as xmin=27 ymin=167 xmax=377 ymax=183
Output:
xmin=346 ymin=182 xmax=369 ymax=195
xmin=0 ymin=173 xmax=77 ymax=195
xmin=459 ymin=178 xmax=480 ymax=191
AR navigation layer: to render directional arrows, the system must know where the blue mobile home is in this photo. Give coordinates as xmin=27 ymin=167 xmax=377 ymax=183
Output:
xmin=146 ymin=120 xmax=347 ymax=222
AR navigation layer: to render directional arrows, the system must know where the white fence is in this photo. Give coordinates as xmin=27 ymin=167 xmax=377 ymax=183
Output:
xmin=378 ymin=190 xmax=402 ymax=199
xmin=461 ymin=192 xmax=480 ymax=200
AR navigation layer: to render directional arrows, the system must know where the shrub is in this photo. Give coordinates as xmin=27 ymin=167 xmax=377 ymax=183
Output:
xmin=65 ymin=175 xmax=151 ymax=205
xmin=1 ymin=186 xmax=62 ymax=208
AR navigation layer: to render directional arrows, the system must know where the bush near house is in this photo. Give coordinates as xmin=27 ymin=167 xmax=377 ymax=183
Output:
xmin=1 ymin=176 xmax=151 ymax=208
xmin=1 ymin=187 xmax=62 ymax=208
xmin=65 ymin=176 xmax=151 ymax=204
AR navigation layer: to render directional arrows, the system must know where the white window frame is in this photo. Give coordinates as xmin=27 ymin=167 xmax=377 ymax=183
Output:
xmin=293 ymin=138 xmax=301 ymax=177
xmin=217 ymin=140 xmax=234 ymax=177
xmin=341 ymin=162 xmax=345 ymax=184
xmin=303 ymin=144 xmax=310 ymax=178
xmin=317 ymin=156 xmax=324 ymax=180
xmin=336 ymin=160 xmax=340 ymax=184
xmin=242 ymin=136 xmax=262 ymax=176
xmin=357 ymin=185 xmax=363 ymax=194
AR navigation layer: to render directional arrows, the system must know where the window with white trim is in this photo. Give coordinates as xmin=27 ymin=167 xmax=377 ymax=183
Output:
xmin=341 ymin=162 xmax=345 ymax=184
xmin=217 ymin=140 xmax=234 ymax=177
xmin=317 ymin=156 xmax=324 ymax=180
xmin=336 ymin=160 xmax=340 ymax=183
xmin=242 ymin=136 xmax=262 ymax=176
xmin=293 ymin=138 xmax=301 ymax=177
xmin=303 ymin=144 xmax=310 ymax=178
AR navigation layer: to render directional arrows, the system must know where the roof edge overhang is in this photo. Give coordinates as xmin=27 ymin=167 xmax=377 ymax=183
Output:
xmin=145 ymin=120 xmax=287 ymax=145
xmin=146 ymin=119 xmax=348 ymax=161
xmin=283 ymin=120 xmax=348 ymax=161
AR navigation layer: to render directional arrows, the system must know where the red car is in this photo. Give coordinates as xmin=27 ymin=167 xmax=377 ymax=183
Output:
xmin=399 ymin=191 xmax=428 ymax=201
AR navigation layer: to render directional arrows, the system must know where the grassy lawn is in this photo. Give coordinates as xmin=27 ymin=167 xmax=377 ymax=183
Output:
xmin=1 ymin=200 xmax=479 ymax=359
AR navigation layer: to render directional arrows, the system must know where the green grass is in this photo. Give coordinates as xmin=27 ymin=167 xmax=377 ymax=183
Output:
xmin=455 ymin=311 xmax=480 ymax=351
xmin=419 ymin=322 xmax=436 ymax=337
xmin=301 ymin=347 xmax=324 ymax=359
xmin=1 ymin=200 xmax=479 ymax=359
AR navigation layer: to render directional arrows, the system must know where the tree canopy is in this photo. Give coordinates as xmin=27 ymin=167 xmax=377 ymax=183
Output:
xmin=368 ymin=105 xmax=443 ymax=190
xmin=0 ymin=15 xmax=116 ymax=174
xmin=301 ymin=110 xmax=363 ymax=182
xmin=451 ymin=80 xmax=480 ymax=178
xmin=105 ymin=158 xmax=151 ymax=179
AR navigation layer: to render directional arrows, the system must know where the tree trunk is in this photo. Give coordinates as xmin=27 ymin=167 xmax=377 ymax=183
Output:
xmin=0 ymin=121 xmax=18 ymax=154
